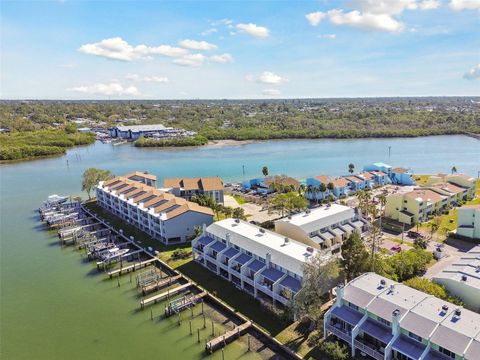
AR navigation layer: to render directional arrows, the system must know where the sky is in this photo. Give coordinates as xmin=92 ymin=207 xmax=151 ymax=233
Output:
xmin=1 ymin=0 xmax=479 ymax=99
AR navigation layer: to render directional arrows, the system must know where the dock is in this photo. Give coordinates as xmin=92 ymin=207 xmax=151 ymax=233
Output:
xmin=205 ymin=321 xmax=252 ymax=353
xmin=142 ymin=274 xmax=182 ymax=295
xmin=164 ymin=291 xmax=207 ymax=317
xmin=140 ymin=282 xmax=191 ymax=309
xmin=107 ymin=258 xmax=157 ymax=278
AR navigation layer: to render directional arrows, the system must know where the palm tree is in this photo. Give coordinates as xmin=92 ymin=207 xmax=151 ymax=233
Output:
xmin=262 ymin=166 xmax=269 ymax=176
xmin=451 ymin=166 xmax=457 ymax=175
xmin=319 ymin=183 xmax=327 ymax=202
xmin=430 ymin=217 xmax=441 ymax=241
xmin=376 ymin=193 xmax=387 ymax=230
xmin=298 ymin=184 xmax=307 ymax=196
xmin=223 ymin=206 xmax=233 ymax=218
xmin=348 ymin=163 xmax=355 ymax=174
xmin=327 ymin=182 xmax=335 ymax=195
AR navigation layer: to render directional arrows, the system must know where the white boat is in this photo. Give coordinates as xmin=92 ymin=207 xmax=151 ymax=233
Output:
xmin=100 ymin=247 xmax=130 ymax=262
xmin=44 ymin=194 xmax=69 ymax=206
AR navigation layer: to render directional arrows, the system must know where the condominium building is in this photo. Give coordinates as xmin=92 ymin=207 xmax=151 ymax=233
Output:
xmin=456 ymin=205 xmax=480 ymax=240
xmin=324 ymin=272 xmax=480 ymax=360
xmin=385 ymin=175 xmax=476 ymax=225
xmin=96 ymin=174 xmax=214 ymax=244
xmin=433 ymin=245 xmax=480 ymax=311
xmin=192 ymin=218 xmax=330 ymax=307
xmin=125 ymin=171 xmax=157 ymax=187
xmin=274 ymin=204 xmax=368 ymax=252
xmin=163 ymin=176 xmax=224 ymax=204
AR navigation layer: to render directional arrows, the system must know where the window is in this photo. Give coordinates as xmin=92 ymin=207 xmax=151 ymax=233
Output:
xmin=377 ymin=317 xmax=391 ymax=327
xmin=438 ymin=347 xmax=455 ymax=359
xmin=408 ymin=332 xmax=422 ymax=342
xmin=348 ymin=302 xmax=359 ymax=311
xmin=246 ymin=251 xmax=252 ymax=256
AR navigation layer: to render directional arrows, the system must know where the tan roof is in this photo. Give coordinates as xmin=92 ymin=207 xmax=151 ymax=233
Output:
xmin=393 ymin=167 xmax=408 ymax=174
xmin=332 ymin=178 xmax=349 ymax=188
xmin=345 ymin=176 xmax=362 ymax=183
xmin=99 ymin=174 xmax=213 ymax=220
xmin=314 ymin=175 xmax=330 ymax=184
xmin=126 ymin=171 xmax=157 ymax=181
xmin=432 ymin=183 xmax=466 ymax=195
xmin=359 ymin=172 xmax=374 ymax=180
xmin=263 ymin=175 xmax=300 ymax=189
xmin=163 ymin=177 xmax=223 ymax=191
xmin=405 ymin=189 xmax=445 ymax=203
xmin=451 ymin=174 xmax=475 ymax=181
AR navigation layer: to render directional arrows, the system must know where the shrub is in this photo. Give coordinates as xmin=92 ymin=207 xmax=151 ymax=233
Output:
xmin=319 ymin=340 xmax=349 ymax=360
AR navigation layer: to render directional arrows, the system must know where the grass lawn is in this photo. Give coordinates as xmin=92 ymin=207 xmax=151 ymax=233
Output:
xmin=276 ymin=321 xmax=323 ymax=359
xmin=177 ymin=260 xmax=291 ymax=336
xmin=413 ymin=174 xmax=431 ymax=186
xmin=232 ymin=194 xmax=248 ymax=204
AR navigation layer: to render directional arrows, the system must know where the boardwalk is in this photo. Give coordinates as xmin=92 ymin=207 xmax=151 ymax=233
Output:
xmin=205 ymin=321 xmax=252 ymax=353
xmin=142 ymin=274 xmax=182 ymax=295
xmin=107 ymin=258 xmax=157 ymax=278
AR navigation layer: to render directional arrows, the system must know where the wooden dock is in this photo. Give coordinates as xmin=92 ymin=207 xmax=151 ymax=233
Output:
xmin=205 ymin=321 xmax=252 ymax=353
xmin=107 ymin=258 xmax=157 ymax=278
xmin=142 ymin=274 xmax=182 ymax=295
xmin=140 ymin=282 xmax=191 ymax=309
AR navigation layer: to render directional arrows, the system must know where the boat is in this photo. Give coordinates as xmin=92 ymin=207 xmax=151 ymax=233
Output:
xmin=43 ymin=194 xmax=69 ymax=206
xmin=100 ymin=247 xmax=130 ymax=262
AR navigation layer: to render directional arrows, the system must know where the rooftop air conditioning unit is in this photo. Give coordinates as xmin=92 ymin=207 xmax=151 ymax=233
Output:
xmin=235 ymin=219 xmax=240 ymax=223
xmin=389 ymin=284 xmax=395 ymax=292
xmin=380 ymin=279 xmax=386 ymax=286
xmin=461 ymin=275 xmax=468 ymax=281
xmin=442 ymin=305 xmax=449 ymax=312
xmin=306 ymin=247 xmax=314 ymax=253
xmin=284 ymin=237 xmax=289 ymax=245
xmin=259 ymin=228 xmax=265 ymax=234
xmin=288 ymin=216 xmax=292 ymax=220
xmin=455 ymin=309 xmax=462 ymax=317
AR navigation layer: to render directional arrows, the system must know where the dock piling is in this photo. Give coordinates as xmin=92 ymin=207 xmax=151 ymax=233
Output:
xmin=222 ymin=348 xmax=225 ymax=360
xmin=211 ymin=320 xmax=214 ymax=336
xmin=189 ymin=321 xmax=192 ymax=335
xmin=150 ymin=308 xmax=153 ymax=321
xmin=197 ymin=328 xmax=200 ymax=343
xmin=247 ymin=334 xmax=251 ymax=351
xmin=117 ymin=275 xmax=120 ymax=287
xmin=203 ymin=314 xmax=206 ymax=329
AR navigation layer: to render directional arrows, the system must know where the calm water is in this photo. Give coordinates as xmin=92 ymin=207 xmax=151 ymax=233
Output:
xmin=1 ymin=135 xmax=479 ymax=359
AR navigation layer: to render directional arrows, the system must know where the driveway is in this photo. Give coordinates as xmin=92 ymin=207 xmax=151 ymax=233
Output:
xmin=224 ymin=195 xmax=280 ymax=223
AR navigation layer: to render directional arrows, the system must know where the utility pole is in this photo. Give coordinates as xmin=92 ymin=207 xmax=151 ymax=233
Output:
xmin=388 ymin=146 xmax=391 ymax=161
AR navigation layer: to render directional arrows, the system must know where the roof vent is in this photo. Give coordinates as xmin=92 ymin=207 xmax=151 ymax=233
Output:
xmin=259 ymin=228 xmax=265 ymax=234
xmin=455 ymin=309 xmax=462 ymax=317
xmin=288 ymin=216 xmax=292 ymax=220
xmin=442 ymin=305 xmax=449 ymax=312
xmin=284 ymin=237 xmax=289 ymax=245
xmin=476 ymin=265 xmax=480 ymax=273
xmin=235 ymin=219 xmax=240 ymax=223
xmin=380 ymin=279 xmax=386 ymax=286
xmin=306 ymin=247 xmax=314 ymax=253
xmin=461 ymin=275 xmax=467 ymax=281
xmin=389 ymin=284 xmax=395 ymax=292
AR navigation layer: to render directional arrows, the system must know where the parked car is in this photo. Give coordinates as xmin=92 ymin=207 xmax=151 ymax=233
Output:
xmin=390 ymin=245 xmax=402 ymax=254
xmin=407 ymin=231 xmax=422 ymax=239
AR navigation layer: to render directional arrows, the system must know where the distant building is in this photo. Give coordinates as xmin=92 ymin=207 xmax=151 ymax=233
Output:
xmin=125 ymin=171 xmax=157 ymax=187
xmin=192 ymin=218 xmax=331 ymax=307
xmin=364 ymin=162 xmax=416 ymax=185
xmin=242 ymin=175 xmax=300 ymax=194
xmin=163 ymin=177 xmax=224 ymax=204
xmin=96 ymin=174 xmax=213 ymax=244
xmin=108 ymin=124 xmax=195 ymax=140
xmin=456 ymin=205 xmax=480 ymax=240
xmin=433 ymin=245 xmax=480 ymax=312
xmin=325 ymin=272 xmax=480 ymax=360
xmin=274 ymin=204 xmax=367 ymax=252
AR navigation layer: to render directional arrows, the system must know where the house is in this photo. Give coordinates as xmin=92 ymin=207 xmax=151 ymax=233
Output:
xmin=331 ymin=178 xmax=351 ymax=198
xmin=364 ymin=162 xmax=393 ymax=178
xmin=433 ymin=245 xmax=480 ymax=311
xmin=305 ymin=175 xmax=332 ymax=201
xmin=391 ymin=167 xmax=416 ymax=186
xmin=192 ymin=218 xmax=332 ymax=307
xmin=96 ymin=174 xmax=213 ymax=244
xmin=456 ymin=205 xmax=480 ymax=240
xmin=242 ymin=175 xmax=300 ymax=194
xmin=163 ymin=177 xmax=224 ymax=204
xmin=274 ymin=204 xmax=367 ymax=252
xmin=370 ymin=170 xmax=391 ymax=186
xmin=324 ymin=272 xmax=480 ymax=360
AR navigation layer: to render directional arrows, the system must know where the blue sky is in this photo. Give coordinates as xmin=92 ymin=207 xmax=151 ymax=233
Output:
xmin=1 ymin=0 xmax=479 ymax=99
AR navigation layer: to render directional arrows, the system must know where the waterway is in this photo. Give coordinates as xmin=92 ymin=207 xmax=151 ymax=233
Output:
xmin=1 ymin=135 xmax=479 ymax=359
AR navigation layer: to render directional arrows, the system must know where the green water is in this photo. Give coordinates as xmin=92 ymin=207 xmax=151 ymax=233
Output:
xmin=1 ymin=136 xmax=479 ymax=359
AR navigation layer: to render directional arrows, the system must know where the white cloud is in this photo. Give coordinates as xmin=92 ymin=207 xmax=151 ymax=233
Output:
xmin=306 ymin=11 xmax=326 ymax=26
xmin=236 ymin=23 xmax=270 ymax=38
xmin=179 ymin=39 xmax=217 ymax=51
xmin=262 ymin=89 xmax=281 ymax=96
xmin=67 ymin=82 xmax=140 ymax=96
xmin=78 ymin=37 xmax=187 ymax=61
xmin=327 ymin=9 xmax=405 ymax=32
xmin=173 ymin=53 xmax=206 ymax=67
xmin=125 ymin=74 xmax=169 ymax=82
xmin=449 ymin=0 xmax=480 ymax=10
xmin=210 ymin=53 xmax=234 ymax=63
xmin=317 ymin=34 xmax=337 ymax=39
xmin=419 ymin=0 xmax=440 ymax=10
xmin=200 ymin=28 xmax=218 ymax=36
xmin=259 ymin=71 xmax=287 ymax=84
xmin=464 ymin=64 xmax=480 ymax=79
xmin=348 ymin=0 xmax=418 ymax=15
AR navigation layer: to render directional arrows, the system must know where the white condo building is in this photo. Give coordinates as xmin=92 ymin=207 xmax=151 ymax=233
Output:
xmin=192 ymin=218 xmax=331 ymax=307
xmin=275 ymin=204 xmax=368 ymax=252
xmin=96 ymin=173 xmax=214 ymax=244
xmin=433 ymin=245 xmax=480 ymax=312
xmin=325 ymin=272 xmax=480 ymax=360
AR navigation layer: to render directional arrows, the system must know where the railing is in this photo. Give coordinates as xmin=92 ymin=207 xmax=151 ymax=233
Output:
xmin=326 ymin=324 xmax=352 ymax=343
xmin=354 ymin=339 xmax=384 ymax=360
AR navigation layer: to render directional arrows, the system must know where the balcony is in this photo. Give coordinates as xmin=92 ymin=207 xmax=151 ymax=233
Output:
xmin=326 ymin=323 xmax=352 ymax=343
xmin=354 ymin=339 xmax=384 ymax=360
xmin=204 ymin=252 xmax=217 ymax=262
